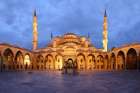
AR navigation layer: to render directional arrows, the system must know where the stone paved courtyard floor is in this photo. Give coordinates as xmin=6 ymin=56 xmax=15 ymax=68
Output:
xmin=0 ymin=70 xmax=140 ymax=93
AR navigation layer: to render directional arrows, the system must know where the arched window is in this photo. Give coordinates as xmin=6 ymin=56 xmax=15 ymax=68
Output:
xmin=24 ymin=54 xmax=31 ymax=65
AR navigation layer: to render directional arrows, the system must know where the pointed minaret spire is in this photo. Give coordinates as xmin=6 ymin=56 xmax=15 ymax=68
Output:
xmin=32 ymin=9 xmax=38 ymax=50
xmin=102 ymin=9 xmax=108 ymax=52
xmin=104 ymin=9 xmax=107 ymax=17
xmin=34 ymin=10 xmax=37 ymax=16
xmin=51 ymin=32 xmax=53 ymax=40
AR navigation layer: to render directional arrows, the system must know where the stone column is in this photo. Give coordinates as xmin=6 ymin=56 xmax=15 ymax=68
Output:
xmin=116 ymin=57 xmax=118 ymax=70
xmin=124 ymin=55 xmax=127 ymax=70
xmin=85 ymin=57 xmax=87 ymax=70
xmin=137 ymin=55 xmax=139 ymax=71
xmin=53 ymin=55 xmax=55 ymax=70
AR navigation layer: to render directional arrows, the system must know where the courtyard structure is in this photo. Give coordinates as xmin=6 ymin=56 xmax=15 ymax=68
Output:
xmin=0 ymin=10 xmax=140 ymax=72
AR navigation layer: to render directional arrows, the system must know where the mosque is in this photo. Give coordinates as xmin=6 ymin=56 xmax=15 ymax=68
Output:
xmin=0 ymin=10 xmax=140 ymax=71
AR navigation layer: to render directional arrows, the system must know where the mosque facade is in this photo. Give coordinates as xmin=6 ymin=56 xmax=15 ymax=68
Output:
xmin=0 ymin=11 xmax=140 ymax=71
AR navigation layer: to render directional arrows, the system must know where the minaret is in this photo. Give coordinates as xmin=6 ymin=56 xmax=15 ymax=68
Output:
xmin=102 ymin=10 xmax=108 ymax=52
xmin=32 ymin=10 xmax=38 ymax=50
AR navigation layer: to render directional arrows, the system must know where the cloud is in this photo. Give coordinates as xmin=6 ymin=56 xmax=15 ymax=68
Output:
xmin=0 ymin=0 xmax=140 ymax=50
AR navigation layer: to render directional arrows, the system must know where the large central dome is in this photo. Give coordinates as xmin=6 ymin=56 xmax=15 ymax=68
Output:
xmin=36 ymin=32 xmax=98 ymax=59
xmin=46 ymin=33 xmax=95 ymax=48
xmin=63 ymin=33 xmax=78 ymax=39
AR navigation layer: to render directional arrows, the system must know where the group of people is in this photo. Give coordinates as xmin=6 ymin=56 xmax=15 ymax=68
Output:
xmin=62 ymin=59 xmax=78 ymax=74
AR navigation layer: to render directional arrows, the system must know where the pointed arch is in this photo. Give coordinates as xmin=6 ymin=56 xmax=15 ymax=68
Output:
xmin=36 ymin=55 xmax=44 ymax=69
xmin=87 ymin=54 xmax=95 ymax=70
xmin=117 ymin=51 xmax=125 ymax=70
xmin=126 ymin=48 xmax=137 ymax=69
xmin=97 ymin=55 xmax=104 ymax=69
xmin=76 ymin=53 xmax=86 ymax=70
xmin=55 ymin=54 xmax=63 ymax=70
xmin=45 ymin=54 xmax=54 ymax=70
xmin=15 ymin=51 xmax=24 ymax=64
xmin=36 ymin=55 xmax=44 ymax=63
xmin=3 ymin=48 xmax=14 ymax=64
xmin=24 ymin=53 xmax=31 ymax=65
xmin=110 ymin=53 xmax=116 ymax=70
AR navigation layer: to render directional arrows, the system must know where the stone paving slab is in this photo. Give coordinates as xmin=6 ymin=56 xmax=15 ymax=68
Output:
xmin=0 ymin=71 xmax=140 ymax=93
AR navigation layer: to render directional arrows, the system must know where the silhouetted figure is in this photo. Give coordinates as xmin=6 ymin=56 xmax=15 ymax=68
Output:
xmin=62 ymin=59 xmax=78 ymax=75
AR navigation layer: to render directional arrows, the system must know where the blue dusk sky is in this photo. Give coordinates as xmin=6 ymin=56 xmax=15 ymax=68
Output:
xmin=0 ymin=0 xmax=140 ymax=50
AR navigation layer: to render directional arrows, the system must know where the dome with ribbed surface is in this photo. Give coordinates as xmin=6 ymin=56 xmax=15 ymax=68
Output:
xmin=63 ymin=33 xmax=78 ymax=39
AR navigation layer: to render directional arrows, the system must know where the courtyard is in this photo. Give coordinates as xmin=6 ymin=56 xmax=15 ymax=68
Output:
xmin=0 ymin=71 xmax=140 ymax=93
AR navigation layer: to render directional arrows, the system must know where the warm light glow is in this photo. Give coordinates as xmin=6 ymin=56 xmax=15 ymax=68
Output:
xmin=81 ymin=37 xmax=86 ymax=42
xmin=64 ymin=47 xmax=76 ymax=55
xmin=103 ymin=16 xmax=108 ymax=52
xmin=55 ymin=56 xmax=63 ymax=69
xmin=24 ymin=54 xmax=31 ymax=65
xmin=59 ymin=58 xmax=63 ymax=69
xmin=33 ymin=15 xmax=38 ymax=50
